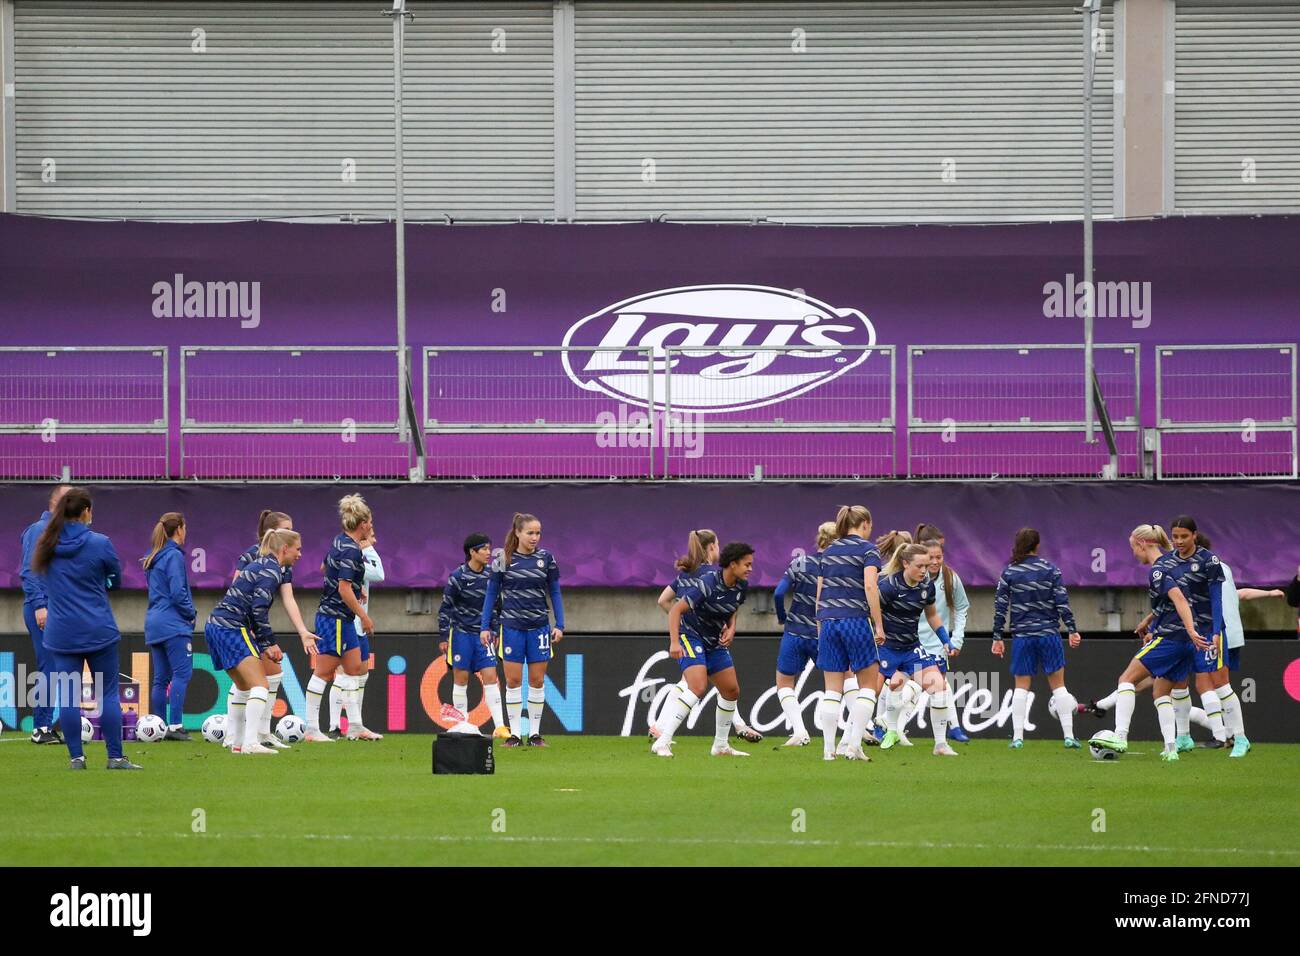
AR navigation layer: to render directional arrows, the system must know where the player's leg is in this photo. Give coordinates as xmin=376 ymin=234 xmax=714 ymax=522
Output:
xmin=24 ymin=604 xmax=59 ymax=742
xmin=652 ymin=653 xmax=707 ymax=756
xmin=256 ymin=653 xmax=288 ymax=748
xmin=1045 ymin=667 xmax=1079 ymax=747
xmin=149 ymin=641 xmax=173 ymax=735
xmin=356 ymin=635 xmax=374 ymax=730
xmin=341 ymin=647 xmax=377 ymax=740
xmin=841 ymin=662 xmax=880 ymax=760
xmin=232 ymin=656 xmax=275 ymax=755
xmin=448 ymin=631 xmax=472 ymax=717
xmin=775 ymin=634 xmax=811 ymax=744
xmin=1085 ymin=673 xmax=1153 ymax=716
xmin=50 ymin=650 xmax=87 ymax=766
xmin=305 ymin=615 xmax=339 ymax=742
xmin=815 ymin=622 xmax=848 ymax=760
xmin=526 ymin=658 xmax=549 ymax=746
xmin=880 ymin=671 xmax=910 ymax=749
xmin=163 ymin=635 xmax=194 ymax=740
xmin=1171 ymin=677 xmax=1195 ymax=752
xmin=921 ymin=663 xmax=957 ymax=756
xmin=650 ymin=679 xmax=687 ymax=740
xmin=1152 ymin=676 xmax=1180 ymax=759
xmin=1211 ymin=663 xmax=1249 ymax=757
xmin=709 ymin=664 xmax=748 ymax=757
xmin=89 ymin=644 xmax=135 ymax=768
xmin=501 ymin=656 xmax=525 ymax=746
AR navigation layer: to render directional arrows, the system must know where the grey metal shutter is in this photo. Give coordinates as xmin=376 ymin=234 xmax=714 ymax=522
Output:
xmin=574 ymin=1 xmax=1114 ymax=221
xmin=12 ymin=0 xmax=553 ymax=219
xmin=1174 ymin=1 xmax=1300 ymax=213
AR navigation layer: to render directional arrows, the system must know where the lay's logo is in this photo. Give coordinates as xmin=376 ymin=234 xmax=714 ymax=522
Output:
xmin=561 ymin=284 xmax=876 ymax=413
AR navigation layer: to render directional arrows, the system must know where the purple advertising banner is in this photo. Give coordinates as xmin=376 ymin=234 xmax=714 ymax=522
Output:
xmin=2 ymin=480 xmax=1297 ymax=590
xmin=0 ymin=212 xmax=1297 ymax=480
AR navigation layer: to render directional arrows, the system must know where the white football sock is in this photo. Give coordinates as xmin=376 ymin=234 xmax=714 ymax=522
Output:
xmin=1217 ymin=683 xmax=1245 ymax=737
xmin=244 ymin=687 xmax=268 ymax=750
xmin=658 ymin=689 xmax=697 ymax=744
xmin=528 ymin=686 xmax=545 ymax=737
xmin=305 ymin=675 xmax=327 ymax=733
xmin=1095 ymin=688 xmax=1119 ymax=711
xmin=328 ymin=682 xmax=343 ymax=731
xmin=223 ymin=683 xmax=238 ymax=737
xmin=260 ymin=674 xmax=281 ymax=737
xmin=1171 ymin=687 xmax=1192 ymax=736
xmin=483 ymin=682 xmax=505 ymax=730
xmin=1189 ymin=705 xmax=1212 ymax=730
xmin=845 ymin=688 xmax=877 ymax=749
xmin=777 ymin=687 xmax=806 ymax=736
xmin=820 ymin=692 xmax=842 ymax=756
xmin=875 ymin=685 xmax=891 ymax=726
xmin=929 ymin=689 xmax=949 ymax=743
xmin=1051 ymin=686 xmax=1077 ymax=740
xmin=452 ymin=682 xmax=469 ymax=717
xmin=900 ymin=678 xmax=923 ymax=728
xmin=1199 ymin=691 xmax=1226 ymax=740
xmin=841 ymin=676 xmax=859 ymax=733
xmin=714 ymin=697 xmax=736 ymax=748
xmin=356 ymin=672 xmax=369 ymax=719
xmin=1155 ymin=694 xmax=1176 ymax=749
xmin=505 ymin=686 xmax=523 ymax=737
xmin=730 ymin=700 xmax=748 ymax=731
xmin=944 ymin=676 xmax=960 ymax=730
xmin=1011 ymin=687 xmax=1029 ymax=742
xmin=884 ymin=684 xmax=908 ymax=732
xmin=228 ymin=689 xmax=249 ymax=749
xmin=339 ymin=674 xmax=362 ymax=733
xmin=1114 ymin=682 xmax=1136 ymax=741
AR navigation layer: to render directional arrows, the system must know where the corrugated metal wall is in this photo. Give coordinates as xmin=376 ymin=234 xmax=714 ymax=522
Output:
xmin=1174 ymin=1 xmax=1300 ymax=213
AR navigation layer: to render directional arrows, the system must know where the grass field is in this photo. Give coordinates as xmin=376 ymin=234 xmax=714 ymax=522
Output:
xmin=2 ymin=734 xmax=1297 ymax=866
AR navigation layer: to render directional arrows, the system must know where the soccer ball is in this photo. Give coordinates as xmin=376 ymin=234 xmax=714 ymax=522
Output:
xmin=136 ymin=714 xmax=167 ymax=742
xmin=201 ymin=714 xmax=226 ymax=743
xmin=81 ymin=716 xmax=94 ymax=743
xmin=274 ymin=715 xmax=306 ymax=744
xmin=1088 ymin=730 xmax=1121 ymax=760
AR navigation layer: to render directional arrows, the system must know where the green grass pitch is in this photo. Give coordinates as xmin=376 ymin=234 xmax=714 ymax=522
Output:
xmin=2 ymin=735 xmax=1297 ymax=866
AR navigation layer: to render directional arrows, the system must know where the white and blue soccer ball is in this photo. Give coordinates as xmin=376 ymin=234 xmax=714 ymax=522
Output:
xmin=201 ymin=714 xmax=226 ymax=743
xmin=1088 ymin=730 xmax=1121 ymax=760
xmin=274 ymin=715 xmax=306 ymax=744
xmin=81 ymin=716 xmax=94 ymax=743
xmin=136 ymin=713 xmax=167 ymax=743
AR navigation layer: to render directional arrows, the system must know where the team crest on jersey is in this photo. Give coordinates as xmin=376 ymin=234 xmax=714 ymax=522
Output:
xmin=1192 ymin=563 xmax=1200 ymax=571
xmin=537 ymin=558 xmax=544 ymax=568
xmin=562 ymin=284 xmax=876 ymax=413
xmin=504 ymin=647 xmax=512 ymax=655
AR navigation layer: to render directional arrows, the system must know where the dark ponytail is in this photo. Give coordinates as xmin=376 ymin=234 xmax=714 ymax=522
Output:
xmin=1009 ymin=527 xmax=1040 ymax=565
xmin=32 ymin=487 xmax=93 ymax=574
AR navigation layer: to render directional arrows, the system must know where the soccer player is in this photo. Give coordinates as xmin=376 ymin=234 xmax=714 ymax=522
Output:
xmin=874 ymin=543 xmax=960 ymax=757
xmin=204 ymin=528 xmax=305 ymax=755
xmin=991 ymin=528 xmax=1083 ymax=749
xmin=773 ymin=522 xmax=836 ymax=746
xmin=19 ymin=483 xmax=70 ymax=744
xmin=142 ymin=512 xmax=197 ymax=740
xmin=227 ymin=510 xmax=317 ymax=748
xmin=911 ymin=530 xmax=972 ymax=743
xmin=329 ymin=525 xmax=385 ymax=738
xmin=479 ymin=513 xmax=564 ymax=747
xmin=652 ymin=530 xmax=762 ymax=744
xmin=1091 ymin=524 xmax=1213 ymax=760
xmin=814 ymin=505 xmax=885 ymax=762
xmin=652 ymin=542 xmax=756 ymax=757
xmin=304 ymin=495 xmax=380 ymax=742
xmin=32 ymin=487 xmax=140 ymax=770
xmin=1167 ymin=519 xmax=1248 ymax=758
xmin=438 ymin=532 xmax=507 ymax=735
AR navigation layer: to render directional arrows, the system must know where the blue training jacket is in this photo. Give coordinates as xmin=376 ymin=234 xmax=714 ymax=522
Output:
xmin=144 ymin=539 xmax=196 ymax=644
xmin=39 ymin=521 xmax=123 ymax=654
xmin=19 ymin=510 xmax=52 ymax=608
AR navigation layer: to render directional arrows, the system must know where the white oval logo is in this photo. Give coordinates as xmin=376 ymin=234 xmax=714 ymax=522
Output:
xmin=562 ymin=284 xmax=876 ymax=413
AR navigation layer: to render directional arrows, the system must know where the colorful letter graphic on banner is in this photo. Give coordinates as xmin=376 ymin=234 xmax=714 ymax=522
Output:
xmin=545 ymin=654 xmax=583 ymax=732
xmin=388 ymin=655 xmax=406 ymax=732
xmin=185 ymin=653 xmax=233 ymax=730
xmin=0 ymin=652 xmax=16 ymax=730
xmin=274 ymin=660 xmax=306 ymax=718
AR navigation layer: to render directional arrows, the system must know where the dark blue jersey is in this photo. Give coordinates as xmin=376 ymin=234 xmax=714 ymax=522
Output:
xmin=207 ymin=553 xmax=287 ymax=647
xmin=992 ymin=557 xmax=1077 ymax=638
xmin=439 ymin=563 xmax=497 ymax=634
xmin=236 ymin=542 xmax=293 ymax=585
xmin=678 ymin=569 xmax=748 ymax=649
xmin=481 ymin=547 xmax=564 ymax=631
xmin=878 ymin=571 xmax=937 ymax=649
xmin=776 ymin=551 xmax=821 ymax=640
xmin=319 ymin=533 xmax=365 ymax=619
xmin=816 ymin=535 xmax=882 ymax=621
xmin=1148 ymin=551 xmax=1192 ymax=642
xmin=670 ymin=562 xmax=719 ymax=600
xmin=1171 ymin=546 xmax=1224 ymax=635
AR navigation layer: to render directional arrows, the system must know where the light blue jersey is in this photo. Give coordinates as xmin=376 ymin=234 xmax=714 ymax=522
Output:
xmin=917 ymin=569 xmax=969 ymax=657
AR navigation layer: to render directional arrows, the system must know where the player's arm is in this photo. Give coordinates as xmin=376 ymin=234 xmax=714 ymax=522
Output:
xmin=1237 ymin=587 xmax=1284 ymax=600
xmin=479 ymin=572 xmax=501 ymax=646
xmin=949 ymin=574 xmax=969 ymax=653
xmin=720 ymin=611 xmax=738 ymax=647
xmin=656 ymin=585 xmax=678 ymax=614
xmin=924 ymin=602 xmax=950 ymax=648
xmin=437 ymin=575 xmax=457 ymax=635
xmin=666 ymin=597 xmax=689 ymax=658
xmin=277 ymin=583 xmax=316 ymax=656
xmin=991 ymin=572 xmax=1010 ymax=657
xmin=863 ymin=565 xmax=884 ymax=645
xmin=1168 ymin=585 xmax=1210 ymax=649
xmin=363 ymin=546 xmax=385 ymax=584
xmin=168 ymin=549 xmax=197 ymax=625
xmin=546 ymin=556 xmax=565 ymax=642
xmin=337 ymin=574 xmax=371 ymax=635
xmin=1054 ymin=568 xmax=1082 ymax=647
xmin=773 ymin=571 xmax=791 ymax=626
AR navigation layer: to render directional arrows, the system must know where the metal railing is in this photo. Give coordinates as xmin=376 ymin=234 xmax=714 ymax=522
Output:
xmin=0 ymin=347 xmax=169 ymax=480
xmin=906 ymin=344 xmax=1141 ymax=479
xmin=1155 ymin=344 xmax=1298 ymax=479
xmin=180 ymin=346 xmax=413 ymax=480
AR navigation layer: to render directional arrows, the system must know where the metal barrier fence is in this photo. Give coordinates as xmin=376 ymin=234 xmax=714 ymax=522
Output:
xmin=906 ymin=344 xmax=1141 ymax=478
xmin=180 ymin=346 xmax=411 ymax=480
xmin=0 ymin=347 xmax=168 ymax=479
xmin=1155 ymin=344 xmax=1298 ymax=479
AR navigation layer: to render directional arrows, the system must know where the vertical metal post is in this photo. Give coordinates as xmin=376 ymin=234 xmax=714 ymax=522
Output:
xmin=662 ymin=348 xmax=672 ymax=479
xmin=1081 ymin=0 xmax=1101 ymax=444
xmin=645 ymin=347 xmax=655 ymax=479
xmin=385 ymin=2 xmax=412 ymax=447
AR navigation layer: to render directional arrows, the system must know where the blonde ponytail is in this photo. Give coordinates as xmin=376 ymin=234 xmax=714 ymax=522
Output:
xmin=1130 ymin=524 xmax=1171 ymax=550
xmin=259 ymin=527 xmax=301 ymax=558
xmin=834 ymin=505 xmax=872 ymax=540
xmin=815 ymin=521 xmax=837 ymax=551
xmin=676 ymin=529 xmax=717 ymax=573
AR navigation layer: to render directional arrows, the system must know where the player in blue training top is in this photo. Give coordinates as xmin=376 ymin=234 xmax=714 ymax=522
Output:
xmin=814 ymin=505 xmax=886 ymax=762
xmin=652 ymin=530 xmax=763 ymax=745
xmin=438 ymin=532 xmax=506 ymax=736
xmin=1091 ymin=524 xmax=1212 ymax=760
xmin=874 ymin=542 xmax=959 ymax=757
xmin=990 ymin=528 xmax=1084 ymax=750
xmin=304 ymin=495 xmax=380 ymax=742
xmin=224 ymin=510 xmax=317 ymax=749
xmin=479 ymin=513 xmax=564 ymax=747
xmin=142 ymin=512 xmax=196 ymax=741
xmin=20 ymin=483 xmax=70 ymax=744
xmin=772 ymin=521 xmax=837 ymax=747
xmin=204 ymin=527 xmax=304 ymax=755
xmin=1166 ymin=517 xmax=1248 ymax=757
xmin=653 ymin=541 xmax=756 ymax=758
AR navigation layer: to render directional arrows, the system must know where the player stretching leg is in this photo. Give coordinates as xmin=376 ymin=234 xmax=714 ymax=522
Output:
xmin=773 ymin=522 xmax=836 ymax=746
xmin=990 ymin=529 xmax=1083 ymax=750
xmin=1090 ymin=525 xmax=1212 ymax=761
xmin=653 ymin=543 xmax=756 ymax=758
xmin=907 ymin=526 xmax=971 ymax=743
xmin=439 ymin=533 xmax=507 ymax=735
